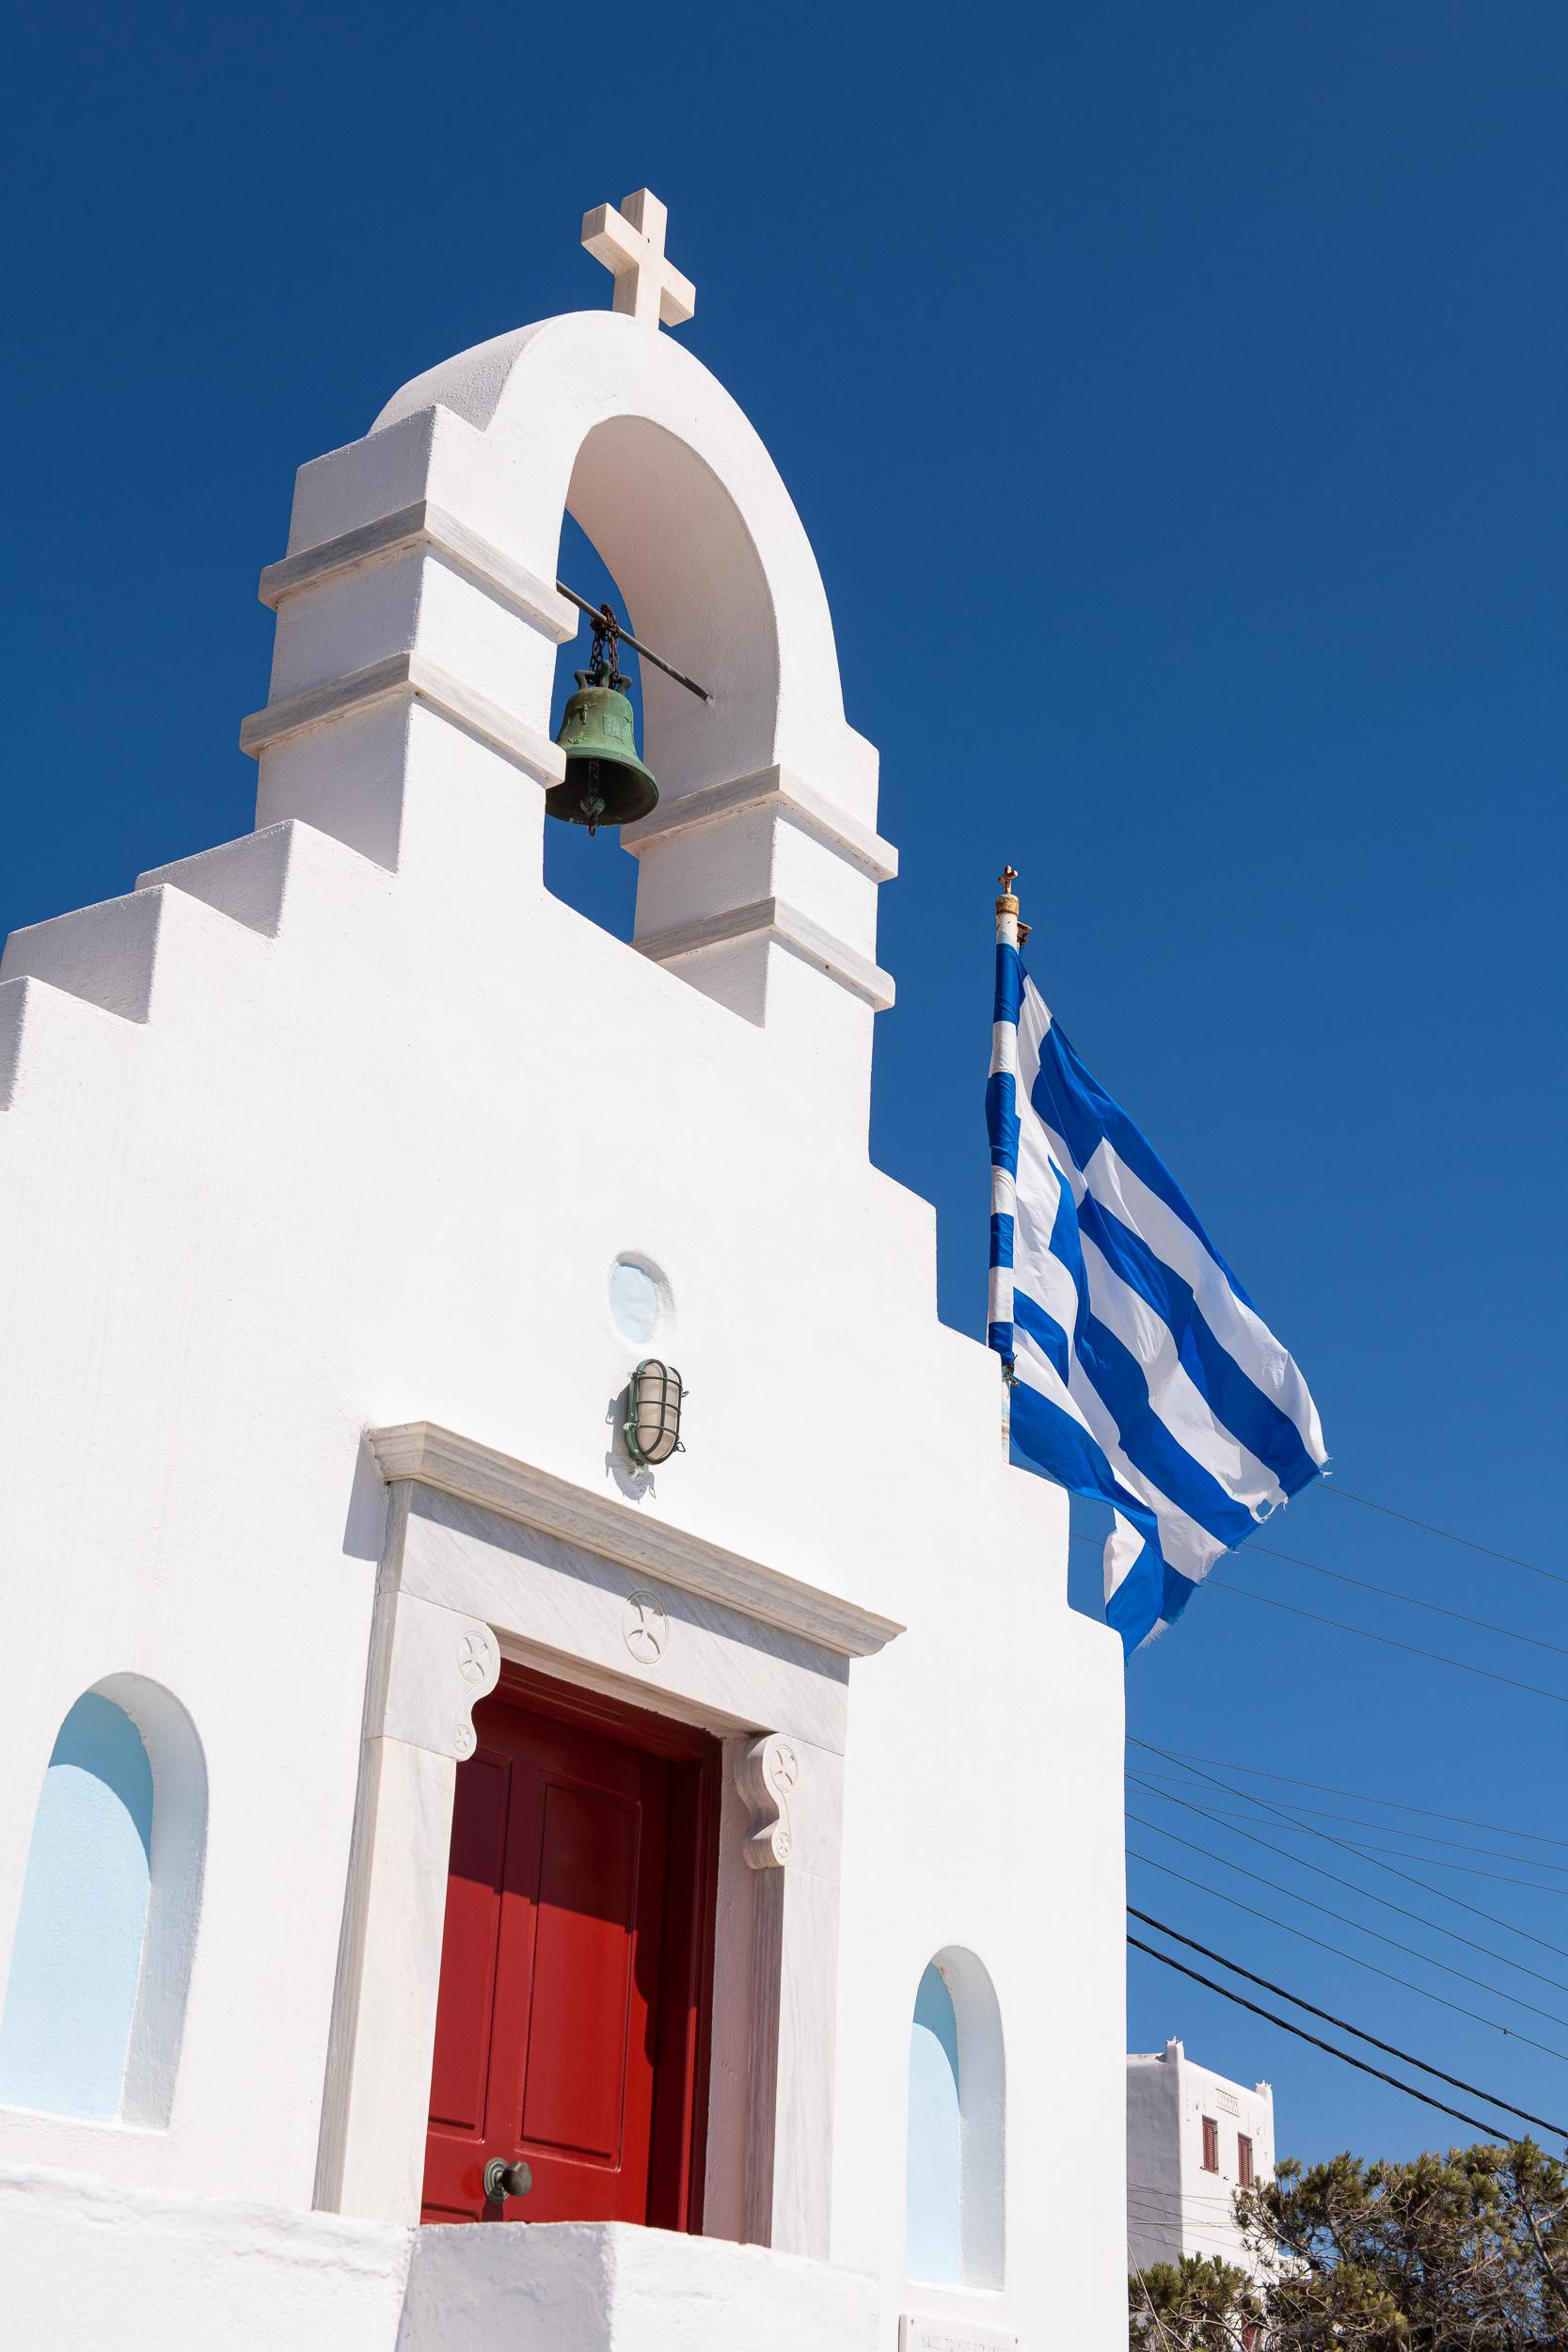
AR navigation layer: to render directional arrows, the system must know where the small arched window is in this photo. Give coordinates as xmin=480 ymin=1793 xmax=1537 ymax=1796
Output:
xmin=0 ymin=1678 xmax=205 ymax=2125
xmin=906 ymin=1947 xmax=1006 ymax=2290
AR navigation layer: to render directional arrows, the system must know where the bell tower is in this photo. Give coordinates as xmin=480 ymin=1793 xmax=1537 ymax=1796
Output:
xmin=240 ymin=191 xmax=895 ymax=1136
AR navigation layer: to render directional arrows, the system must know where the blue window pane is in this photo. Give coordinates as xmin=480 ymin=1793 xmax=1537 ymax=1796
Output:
xmin=0 ymin=1694 xmax=153 ymax=2120
xmin=907 ymin=1962 xmax=961 ymax=2284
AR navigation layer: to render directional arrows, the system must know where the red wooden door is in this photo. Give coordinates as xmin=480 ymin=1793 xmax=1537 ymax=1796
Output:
xmin=421 ymin=1666 xmax=715 ymax=2228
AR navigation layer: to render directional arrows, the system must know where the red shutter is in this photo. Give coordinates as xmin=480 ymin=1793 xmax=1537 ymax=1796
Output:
xmin=1238 ymin=2134 xmax=1254 ymax=2187
xmin=1202 ymin=2115 xmax=1219 ymax=2171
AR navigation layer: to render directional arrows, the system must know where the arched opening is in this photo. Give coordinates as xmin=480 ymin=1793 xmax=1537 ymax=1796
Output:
xmin=369 ymin=313 xmax=869 ymax=1037
xmin=905 ymin=1946 xmax=1006 ymax=2291
xmin=541 ymin=513 xmax=645 ymax=945
xmin=562 ymin=412 xmax=782 ymax=800
xmin=542 ymin=411 xmax=786 ymax=976
xmin=0 ymin=1677 xmax=205 ymax=2126
xmin=370 ymin=310 xmax=852 ymax=823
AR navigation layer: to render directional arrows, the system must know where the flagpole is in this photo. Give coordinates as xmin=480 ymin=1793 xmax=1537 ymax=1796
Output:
xmin=990 ymin=867 xmax=1021 ymax=1455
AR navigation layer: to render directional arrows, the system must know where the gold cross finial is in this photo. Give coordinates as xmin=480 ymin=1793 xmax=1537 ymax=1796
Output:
xmin=995 ymin=865 xmax=1021 ymax=919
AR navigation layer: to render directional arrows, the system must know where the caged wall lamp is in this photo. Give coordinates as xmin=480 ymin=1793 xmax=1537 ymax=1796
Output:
xmin=624 ymin=1359 xmax=685 ymax=1467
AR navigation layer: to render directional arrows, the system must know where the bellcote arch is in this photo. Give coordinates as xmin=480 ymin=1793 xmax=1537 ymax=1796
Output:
xmin=249 ymin=310 xmax=895 ymax=1092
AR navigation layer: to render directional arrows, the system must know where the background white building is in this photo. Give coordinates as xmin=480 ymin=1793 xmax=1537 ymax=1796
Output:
xmin=1127 ymin=2038 xmax=1275 ymax=2276
xmin=0 ymin=194 xmax=1129 ymax=2352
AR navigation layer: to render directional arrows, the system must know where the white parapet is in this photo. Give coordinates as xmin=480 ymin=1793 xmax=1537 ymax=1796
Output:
xmin=398 ymin=2219 xmax=880 ymax=2352
xmin=0 ymin=2165 xmax=412 ymax=2352
xmin=0 ymin=2167 xmax=879 ymax=2352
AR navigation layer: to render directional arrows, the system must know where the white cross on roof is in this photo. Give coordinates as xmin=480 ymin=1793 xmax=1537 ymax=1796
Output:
xmin=581 ymin=189 xmax=696 ymax=332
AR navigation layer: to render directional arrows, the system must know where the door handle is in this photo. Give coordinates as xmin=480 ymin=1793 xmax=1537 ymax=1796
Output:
xmin=483 ymin=2157 xmax=534 ymax=2205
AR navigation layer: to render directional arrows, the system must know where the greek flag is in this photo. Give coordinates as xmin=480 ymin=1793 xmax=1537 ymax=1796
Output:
xmin=988 ymin=920 xmax=1326 ymax=1654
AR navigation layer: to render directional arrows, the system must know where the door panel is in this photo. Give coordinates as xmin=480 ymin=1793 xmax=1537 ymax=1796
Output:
xmin=420 ymin=1669 xmax=714 ymax=2229
xmin=425 ymin=1751 xmax=508 ymax=2136
xmin=519 ymin=1781 xmax=644 ymax=2159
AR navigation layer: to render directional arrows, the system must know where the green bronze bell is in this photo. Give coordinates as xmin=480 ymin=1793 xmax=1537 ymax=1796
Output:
xmin=546 ymin=664 xmax=658 ymax=835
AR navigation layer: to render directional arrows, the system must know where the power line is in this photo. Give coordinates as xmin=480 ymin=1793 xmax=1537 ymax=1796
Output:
xmin=1203 ymin=1580 xmax=1568 ymax=1707
xmin=1323 ymin=1848 xmax=1568 ymax=1896
xmin=1139 ymin=1775 xmax=1568 ymax=1871
xmin=1128 ymin=2201 xmax=1249 ymax=2227
xmin=1128 ymin=1776 xmax=1568 ymax=1986
xmin=1070 ymin=1526 xmax=1568 ymax=1690
xmin=1125 ymin=1844 xmax=1568 ymax=2064
xmin=1128 ymin=1907 xmax=1568 ymax=2138
xmin=1141 ymin=1787 xmax=1568 ymax=1890
xmin=1124 ymin=1811 xmax=1568 ymax=2035
xmin=1243 ymin=1536 xmax=1568 ymax=1660
xmin=1151 ymin=1748 xmax=1568 ymax=1854
xmin=1329 ymin=1848 xmax=1568 ymax=1896
xmin=1319 ymin=1485 xmax=1568 ymax=1590
xmin=1129 ymin=2180 xmax=1254 ymax=2210
xmin=1127 ymin=1933 xmax=1524 ymax=2145
xmin=1126 ymin=2203 xmax=1253 ymax=2240
xmin=1130 ymin=1743 xmax=1568 ymax=1966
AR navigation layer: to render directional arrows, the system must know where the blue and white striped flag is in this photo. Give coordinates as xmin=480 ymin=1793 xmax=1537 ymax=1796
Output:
xmin=987 ymin=899 xmax=1326 ymax=1653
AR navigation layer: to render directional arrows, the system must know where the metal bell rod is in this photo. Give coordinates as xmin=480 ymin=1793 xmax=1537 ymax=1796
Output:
xmin=554 ymin=580 xmax=714 ymax=705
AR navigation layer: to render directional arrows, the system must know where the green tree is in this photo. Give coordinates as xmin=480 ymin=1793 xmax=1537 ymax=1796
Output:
xmin=1129 ymin=2251 xmax=1261 ymax=2351
xmin=1129 ymin=2138 xmax=1568 ymax=2352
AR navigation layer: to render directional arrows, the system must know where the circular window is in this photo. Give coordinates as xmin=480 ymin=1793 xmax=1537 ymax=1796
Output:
xmin=608 ymin=1257 xmax=667 ymax=1347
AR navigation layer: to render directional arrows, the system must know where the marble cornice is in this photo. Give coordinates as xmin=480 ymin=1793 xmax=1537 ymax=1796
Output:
xmin=624 ymin=764 xmax=897 ymax=883
xmin=257 ymin=499 xmax=578 ymax=643
xmin=633 ymin=895 xmax=895 ymax=1012
xmin=368 ymin=1421 xmax=904 ymax=1660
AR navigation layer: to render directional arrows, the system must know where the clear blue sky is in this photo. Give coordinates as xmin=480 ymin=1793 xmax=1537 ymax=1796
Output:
xmin=7 ymin=2 xmax=1566 ymax=2179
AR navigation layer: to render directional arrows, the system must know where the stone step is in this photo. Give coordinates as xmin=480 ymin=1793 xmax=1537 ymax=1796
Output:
xmin=0 ymin=974 xmax=139 ymax=1113
xmin=0 ymin=821 xmax=391 ymax=1112
xmin=135 ymin=817 xmax=386 ymax=939
xmin=0 ymin=880 xmax=268 ymax=1027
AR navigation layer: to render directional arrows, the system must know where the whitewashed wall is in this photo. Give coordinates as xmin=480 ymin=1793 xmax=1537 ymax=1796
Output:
xmin=1127 ymin=2040 xmax=1275 ymax=2275
xmin=0 ymin=308 xmax=1127 ymax=2351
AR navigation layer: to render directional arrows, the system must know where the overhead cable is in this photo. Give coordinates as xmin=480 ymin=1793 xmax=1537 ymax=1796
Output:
xmin=1126 ymin=1844 xmax=1568 ymax=2063
xmin=1124 ymin=1810 xmax=1568 ymax=2034
xmin=1319 ymin=1485 xmax=1568 ymax=1589
xmin=1150 ymin=1748 xmax=1568 ymax=1853
xmin=1128 ymin=1907 xmax=1568 ymax=2137
xmin=1069 ymin=1527 xmax=1568 ymax=1687
xmin=1130 ymin=1743 xmax=1568 ymax=1965
xmin=1127 ymin=1777 xmax=1568 ymax=1984
xmin=1127 ymin=1933 xmax=1524 ymax=2144
xmin=1139 ymin=1775 xmax=1568 ymax=1871
xmin=1203 ymin=1580 xmax=1568 ymax=1707
xmin=1140 ymin=1788 xmax=1568 ymax=1891
xmin=1243 ymin=1536 xmax=1568 ymax=1659
xmin=1070 ymin=1525 xmax=1563 ymax=1658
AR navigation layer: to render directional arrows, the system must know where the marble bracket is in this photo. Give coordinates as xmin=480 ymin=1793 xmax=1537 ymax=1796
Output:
xmin=635 ymin=895 xmax=895 ymax=1013
xmin=376 ymin=1588 xmax=500 ymax=1760
xmin=239 ymin=650 xmax=567 ymax=788
xmin=736 ymin=1733 xmax=800 ymax=1869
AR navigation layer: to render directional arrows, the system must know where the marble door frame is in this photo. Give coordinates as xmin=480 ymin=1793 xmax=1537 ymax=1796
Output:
xmin=312 ymin=1422 xmax=901 ymax=2253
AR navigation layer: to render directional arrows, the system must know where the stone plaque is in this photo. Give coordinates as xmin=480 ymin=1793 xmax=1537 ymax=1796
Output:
xmin=899 ymin=2320 xmax=1019 ymax=2352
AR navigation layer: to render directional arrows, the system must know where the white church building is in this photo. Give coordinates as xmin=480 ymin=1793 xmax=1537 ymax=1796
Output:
xmin=0 ymin=195 xmax=1128 ymax=2352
